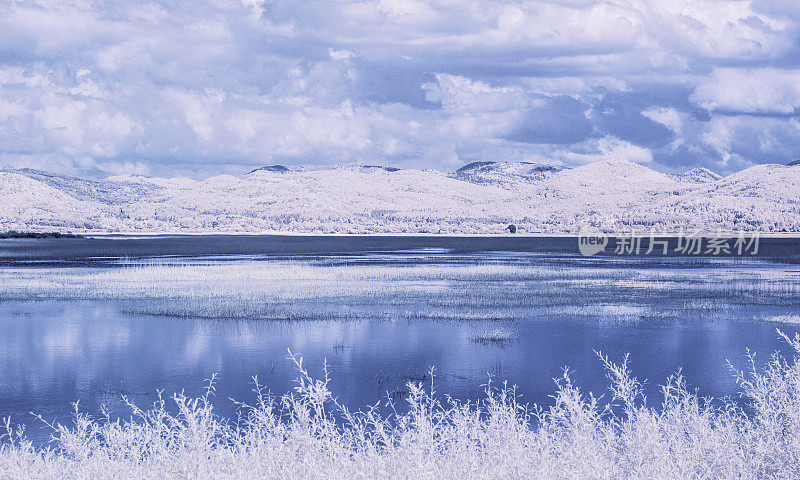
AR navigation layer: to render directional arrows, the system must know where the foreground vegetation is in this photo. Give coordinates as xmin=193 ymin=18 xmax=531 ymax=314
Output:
xmin=2 ymin=333 xmax=800 ymax=480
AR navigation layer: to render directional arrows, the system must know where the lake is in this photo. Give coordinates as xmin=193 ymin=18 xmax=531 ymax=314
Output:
xmin=1 ymin=235 xmax=799 ymax=444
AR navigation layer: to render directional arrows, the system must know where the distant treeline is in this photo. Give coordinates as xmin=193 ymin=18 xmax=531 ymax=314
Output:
xmin=0 ymin=231 xmax=83 ymax=239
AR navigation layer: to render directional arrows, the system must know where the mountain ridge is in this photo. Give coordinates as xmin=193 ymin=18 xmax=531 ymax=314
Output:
xmin=1 ymin=160 xmax=799 ymax=234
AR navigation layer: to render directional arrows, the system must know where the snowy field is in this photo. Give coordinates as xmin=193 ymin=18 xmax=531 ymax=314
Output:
xmin=1 ymin=250 xmax=800 ymax=478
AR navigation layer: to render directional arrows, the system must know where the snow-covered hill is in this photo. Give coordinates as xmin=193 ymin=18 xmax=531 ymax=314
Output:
xmin=451 ymin=161 xmax=564 ymax=186
xmin=1 ymin=160 xmax=799 ymax=233
xmin=669 ymin=167 xmax=722 ymax=184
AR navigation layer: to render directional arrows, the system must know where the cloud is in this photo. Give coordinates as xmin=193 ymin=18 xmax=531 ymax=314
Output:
xmin=701 ymin=115 xmax=800 ymax=166
xmin=0 ymin=0 xmax=799 ymax=177
xmin=599 ymin=137 xmax=654 ymax=164
xmin=557 ymin=136 xmax=654 ymax=165
xmin=691 ymin=68 xmax=800 ymax=115
xmin=505 ymin=96 xmax=593 ymax=145
xmin=328 ymin=48 xmax=354 ymax=61
xmin=641 ymin=107 xmax=683 ymax=134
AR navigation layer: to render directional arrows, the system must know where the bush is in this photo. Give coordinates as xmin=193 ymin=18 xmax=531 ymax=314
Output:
xmin=2 ymin=335 xmax=800 ymax=479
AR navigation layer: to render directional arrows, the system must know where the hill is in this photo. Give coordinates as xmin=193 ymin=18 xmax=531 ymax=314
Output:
xmin=1 ymin=161 xmax=798 ymax=233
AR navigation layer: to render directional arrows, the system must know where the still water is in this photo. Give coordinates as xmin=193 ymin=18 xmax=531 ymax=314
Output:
xmin=1 ymin=235 xmax=799 ymax=444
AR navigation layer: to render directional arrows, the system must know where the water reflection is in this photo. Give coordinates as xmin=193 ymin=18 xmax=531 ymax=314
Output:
xmin=0 ymin=252 xmax=799 ymax=444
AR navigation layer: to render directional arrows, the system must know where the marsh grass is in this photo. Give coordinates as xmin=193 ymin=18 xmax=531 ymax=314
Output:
xmin=470 ymin=328 xmax=519 ymax=346
xmin=0 ymin=260 xmax=797 ymax=322
xmin=2 ymin=333 xmax=800 ymax=479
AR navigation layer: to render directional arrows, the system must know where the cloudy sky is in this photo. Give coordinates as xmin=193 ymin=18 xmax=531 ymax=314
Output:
xmin=1 ymin=0 xmax=799 ymax=178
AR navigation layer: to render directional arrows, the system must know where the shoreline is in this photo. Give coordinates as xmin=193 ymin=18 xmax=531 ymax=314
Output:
xmin=2 ymin=233 xmax=798 ymax=262
xmin=4 ymin=230 xmax=800 ymax=239
xmin=58 ymin=231 xmax=800 ymax=239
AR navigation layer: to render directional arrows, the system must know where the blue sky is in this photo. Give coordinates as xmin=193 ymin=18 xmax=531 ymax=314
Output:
xmin=1 ymin=0 xmax=799 ymax=178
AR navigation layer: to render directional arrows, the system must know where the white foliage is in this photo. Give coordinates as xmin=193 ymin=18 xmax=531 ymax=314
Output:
xmin=1 ymin=160 xmax=800 ymax=233
xmin=2 ymin=334 xmax=800 ymax=479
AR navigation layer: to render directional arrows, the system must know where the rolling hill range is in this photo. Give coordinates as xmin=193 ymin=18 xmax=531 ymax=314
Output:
xmin=1 ymin=160 xmax=799 ymax=234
